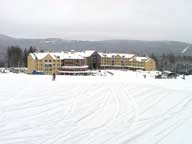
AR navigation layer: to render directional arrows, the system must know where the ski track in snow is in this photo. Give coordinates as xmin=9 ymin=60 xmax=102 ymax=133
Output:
xmin=181 ymin=45 xmax=190 ymax=54
xmin=0 ymin=72 xmax=192 ymax=144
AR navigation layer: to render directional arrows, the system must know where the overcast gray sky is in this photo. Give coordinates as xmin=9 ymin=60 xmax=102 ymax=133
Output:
xmin=0 ymin=0 xmax=192 ymax=42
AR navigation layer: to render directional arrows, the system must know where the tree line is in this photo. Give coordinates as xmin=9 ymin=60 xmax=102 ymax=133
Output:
xmin=150 ymin=53 xmax=192 ymax=74
xmin=6 ymin=46 xmax=38 ymax=67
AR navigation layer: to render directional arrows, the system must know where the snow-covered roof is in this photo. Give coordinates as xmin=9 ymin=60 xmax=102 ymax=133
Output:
xmin=79 ymin=50 xmax=96 ymax=57
xmin=59 ymin=52 xmax=84 ymax=60
xmin=30 ymin=51 xmax=150 ymax=62
xmin=163 ymin=70 xmax=173 ymax=74
xmin=29 ymin=53 xmax=36 ymax=59
xmin=30 ymin=53 xmax=56 ymax=60
xmin=130 ymin=56 xmax=150 ymax=62
xmin=118 ymin=53 xmax=135 ymax=59
xmin=30 ymin=51 xmax=85 ymax=60
xmin=99 ymin=52 xmax=135 ymax=59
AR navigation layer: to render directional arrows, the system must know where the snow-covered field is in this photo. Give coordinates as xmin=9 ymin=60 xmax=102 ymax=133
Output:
xmin=0 ymin=71 xmax=192 ymax=144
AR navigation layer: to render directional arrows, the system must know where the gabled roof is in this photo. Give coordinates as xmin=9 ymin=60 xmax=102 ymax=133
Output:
xmin=79 ymin=50 xmax=96 ymax=57
xmin=30 ymin=52 xmax=85 ymax=60
xmin=29 ymin=53 xmax=36 ymax=59
xmin=30 ymin=52 xmax=58 ymax=60
xmin=29 ymin=50 xmax=151 ymax=62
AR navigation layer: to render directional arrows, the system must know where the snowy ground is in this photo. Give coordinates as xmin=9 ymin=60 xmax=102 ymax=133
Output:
xmin=0 ymin=70 xmax=192 ymax=144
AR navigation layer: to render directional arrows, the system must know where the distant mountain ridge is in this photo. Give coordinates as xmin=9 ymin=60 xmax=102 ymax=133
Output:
xmin=0 ymin=34 xmax=192 ymax=58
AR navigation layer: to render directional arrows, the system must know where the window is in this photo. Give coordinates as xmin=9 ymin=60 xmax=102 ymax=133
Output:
xmin=45 ymin=64 xmax=52 ymax=67
xmin=121 ymin=61 xmax=125 ymax=66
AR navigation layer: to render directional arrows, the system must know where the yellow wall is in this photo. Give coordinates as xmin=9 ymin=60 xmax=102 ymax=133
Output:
xmin=27 ymin=54 xmax=61 ymax=75
xmin=100 ymin=55 xmax=156 ymax=71
xmin=114 ymin=55 xmax=121 ymax=65
xmin=101 ymin=57 xmax=112 ymax=66
xmin=28 ymin=52 xmax=156 ymax=74
xmin=40 ymin=54 xmax=61 ymax=75
xmin=144 ymin=58 xmax=156 ymax=71
xmin=27 ymin=54 xmax=37 ymax=73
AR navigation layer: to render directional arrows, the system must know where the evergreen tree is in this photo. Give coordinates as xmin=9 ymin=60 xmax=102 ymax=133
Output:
xmin=28 ymin=46 xmax=37 ymax=53
xmin=6 ymin=46 xmax=23 ymax=67
xmin=23 ymin=48 xmax=28 ymax=67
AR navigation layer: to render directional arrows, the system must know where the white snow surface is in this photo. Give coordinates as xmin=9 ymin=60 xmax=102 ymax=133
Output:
xmin=0 ymin=71 xmax=192 ymax=144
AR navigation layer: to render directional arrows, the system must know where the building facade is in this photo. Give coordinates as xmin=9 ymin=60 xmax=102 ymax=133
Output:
xmin=28 ymin=53 xmax=61 ymax=75
xmin=27 ymin=50 xmax=156 ymax=74
xmin=99 ymin=52 xmax=156 ymax=71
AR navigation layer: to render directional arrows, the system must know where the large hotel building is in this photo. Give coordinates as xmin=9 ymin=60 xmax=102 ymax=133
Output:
xmin=27 ymin=50 xmax=156 ymax=75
